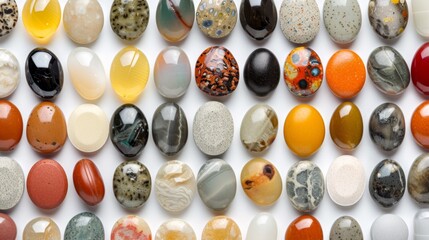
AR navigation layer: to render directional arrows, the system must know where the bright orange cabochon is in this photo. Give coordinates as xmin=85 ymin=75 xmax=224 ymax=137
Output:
xmin=411 ymin=101 xmax=429 ymax=149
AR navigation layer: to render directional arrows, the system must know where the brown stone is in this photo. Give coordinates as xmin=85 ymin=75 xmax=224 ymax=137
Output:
xmin=0 ymin=100 xmax=23 ymax=151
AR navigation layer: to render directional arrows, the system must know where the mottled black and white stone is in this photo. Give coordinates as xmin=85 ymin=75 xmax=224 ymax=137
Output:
xmin=369 ymin=103 xmax=405 ymax=151
xmin=368 ymin=0 xmax=408 ymax=39
xmin=408 ymin=153 xmax=429 ymax=204
xmin=0 ymin=0 xmax=18 ymax=38
xmin=152 ymin=102 xmax=188 ymax=156
xmin=330 ymin=216 xmax=363 ymax=240
xmin=110 ymin=0 xmax=149 ymax=41
xmin=369 ymin=159 xmax=406 ymax=208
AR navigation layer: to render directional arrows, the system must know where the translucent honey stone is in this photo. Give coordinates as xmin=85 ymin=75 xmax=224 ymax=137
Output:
xmin=22 ymin=0 xmax=61 ymax=43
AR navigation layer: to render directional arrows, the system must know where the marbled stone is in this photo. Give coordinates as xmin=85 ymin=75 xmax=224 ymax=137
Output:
xmin=330 ymin=216 xmax=363 ymax=240
xmin=279 ymin=0 xmax=320 ymax=44
xmin=285 ymin=215 xmax=323 ymax=240
xmin=26 ymin=48 xmax=63 ymax=99
xmin=0 ymin=213 xmax=16 ymax=240
xmin=197 ymin=158 xmax=236 ymax=211
xmin=155 ymin=160 xmax=196 ymax=213
xmin=412 ymin=0 xmax=429 ymax=38
xmin=22 ymin=0 xmax=61 ymax=43
xmin=414 ymin=210 xmax=429 ymax=239
xmin=156 ymin=0 xmax=194 ymax=42
xmin=110 ymin=0 xmax=149 ymax=41
xmin=330 ymin=102 xmax=363 ymax=151
xmin=155 ymin=219 xmax=196 ymax=240
xmin=64 ymin=212 xmax=104 ymax=240
xmin=371 ymin=214 xmax=408 ymax=240
xmin=368 ymin=0 xmax=408 ymax=39
xmin=202 ymin=216 xmax=241 ymax=240
xmin=246 ymin=213 xmax=277 ymax=240
xmin=368 ymin=46 xmax=410 ymax=95
xmin=0 ymin=157 xmax=24 ymax=210
xmin=0 ymin=100 xmax=23 ymax=152
xmin=23 ymin=217 xmax=61 ymax=240
xmin=408 ymin=153 xmax=429 ymax=203
xmin=113 ymin=160 xmax=151 ymax=209
xmin=196 ymin=0 xmax=237 ymax=39
xmin=0 ymin=0 xmax=18 ymax=38
xmin=239 ymin=0 xmax=277 ymax=40
xmin=0 ymin=49 xmax=19 ymax=98
xmin=412 ymin=43 xmax=429 ymax=96
xmin=243 ymin=48 xmax=280 ymax=97
xmin=111 ymin=215 xmax=151 ymax=240
xmin=110 ymin=104 xmax=148 ymax=158
xmin=240 ymin=104 xmax=278 ymax=153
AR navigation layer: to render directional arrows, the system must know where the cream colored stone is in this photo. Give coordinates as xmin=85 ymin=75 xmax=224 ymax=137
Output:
xmin=0 ymin=49 xmax=19 ymax=98
xmin=23 ymin=217 xmax=61 ymax=240
xmin=155 ymin=219 xmax=196 ymax=240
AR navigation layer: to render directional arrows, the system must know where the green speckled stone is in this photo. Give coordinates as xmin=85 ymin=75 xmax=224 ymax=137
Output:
xmin=196 ymin=0 xmax=237 ymax=39
xmin=110 ymin=0 xmax=149 ymax=41
xmin=156 ymin=0 xmax=195 ymax=42
xmin=64 ymin=212 xmax=104 ymax=240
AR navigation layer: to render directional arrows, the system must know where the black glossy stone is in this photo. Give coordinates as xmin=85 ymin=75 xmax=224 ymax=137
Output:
xmin=240 ymin=0 xmax=277 ymax=40
xmin=110 ymin=104 xmax=149 ymax=158
xmin=25 ymin=48 xmax=63 ymax=99
xmin=152 ymin=102 xmax=188 ymax=156
xmin=244 ymin=48 xmax=280 ymax=97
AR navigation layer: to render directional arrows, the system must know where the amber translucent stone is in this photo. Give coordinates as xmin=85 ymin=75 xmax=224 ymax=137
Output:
xmin=285 ymin=215 xmax=323 ymax=240
xmin=329 ymin=102 xmax=363 ymax=150
xmin=22 ymin=0 xmax=61 ymax=43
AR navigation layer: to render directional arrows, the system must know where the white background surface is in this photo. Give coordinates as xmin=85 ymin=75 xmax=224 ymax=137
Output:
xmin=2 ymin=0 xmax=428 ymax=239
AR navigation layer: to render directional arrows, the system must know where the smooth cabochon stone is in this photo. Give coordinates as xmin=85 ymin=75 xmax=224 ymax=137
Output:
xmin=67 ymin=47 xmax=107 ymax=100
xmin=65 ymin=212 xmax=104 ymax=240
xmin=26 ymin=48 xmax=63 ymax=99
xmin=0 ymin=157 xmax=24 ymax=210
xmin=243 ymin=48 xmax=280 ymax=97
xmin=408 ymin=153 xmax=429 ymax=203
xmin=241 ymin=158 xmax=282 ymax=206
xmin=279 ymin=0 xmax=320 ymax=44
xmin=415 ymin=210 xmax=429 ymax=239
xmin=0 ymin=213 xmax=17 ymax=240
xmin=193 ymin=101 xmax=234 ymax=156
xmin=330 ymin=102 xmax=363 ymax=151
xmin=412 ymin=43 xmax=429 ymax=96
xmin=154 ymin=46 xmax=191 ymax=99
xmin=73 ymin=159 xmax=105 ymax=206
xmin=330 ymin=216 xmax=363 ymax=240
xmin=26 ymin=102 xmax=67 ymax=154
xmin=412 ymin=101 xmax=429 ymax=148
xmin=22 ymin=0 xmax=61 ymax=43
xmin=113 ymin=160 xmax=151 ymax=209
xmin=286 ymin=160 xmax=324 ymax=212
xmin=110 ymin=0 xmax=149 ymax=41
xmin=23 ymin=217 xmax=61 ymax=240
xmin=285 ymin=215 xmax=323 ymax=240
xmin=0 ymin=100 xmax=23 ymax=151
xmin=371 ymin=214 xmax=408 ymax=240
xmin=0 ymin=49 xmax=19 ymax=98
xmin=196 ymin=0 xmax=237 ymax=39
xmin=369 ymin=103 xmax=405 ymax=151
xmin=111 ymin=215 xmax=151 ymax=240
xmin=156 ymin=219 xmax=196 ymax=240
xmin=239 ymin=0 xmax=277 ymax=40
xmin=197 ymin=158 xmax=236 ymax=211
xmin=202 ymin=216 xmax=241 ymax=240
xmin=323 ymin=0 xmax=361 ymax=44
xmin=368 ymin=46 xmax=410 ymax=95
xmin=368 ymin=0 xmax=408 ymax=39
xmin=152 ymin=102 xmax=188 ymax=156
xmin=412 ymin=0 xmax=429 ymax=37
xmin=156 ymin=0 xmax=194 ymax=42
xmin=0 ymin=0 xmax=18 ymax=38
xmin=326 ymin=155 xmax=365 ymax=206
xmin=155 ymin=160 xmax=196 ymax=213
xmin=63 ymin=0 xmax=104 ymax=44
xmin=110 ymin=104 xmax=149 ymax=158
xmin=246 ymin=213 xmax=277 ymax=240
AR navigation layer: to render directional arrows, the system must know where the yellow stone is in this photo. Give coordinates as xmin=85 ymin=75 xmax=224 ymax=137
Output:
xmin=22 ymin=0 xmax=61 ymax=43
xmin=111 ymin=46 xmax=150 ymax=102
xmin=202 ymin=216 xmax=241 ymax=240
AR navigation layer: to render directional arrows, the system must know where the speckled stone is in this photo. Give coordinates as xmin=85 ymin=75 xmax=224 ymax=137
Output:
xmin=371 ymin=214 xmax=408 ymax=240
xmin=113 ymin=161 xmax=151 ymax=209
xmin=0 ymin=156 xmax=24 ymax=210
xmin=408 ymin=153 xmax=429 ymax=204
xmin=286 ymin=160 xmax=324 ymax=212
xmin=368 ymin=0 xmax=408 ymax=39
xmin=279 ymin=0 xmax=320 ymax=44
xmin=111 ymin=215 xmax=151 ymax=240
xmin=196 ymin=0 xmax=237 ymax=39
xmin=110 ymin=0 xmax=149 ymax=41
xmin=330 ymin=216 xmax=363 ymax=240
xmin=156 ymin=219 xmax=196 ymax=240
xmin=0 ymin=0 xmax=18 ymax=38
xmin=23 ymin=217 xmax=61 ymax=240
xmin=0 ymin=49 xmax=20 ymax=98
xmin=64 ymin=212 xmax=104 ymax=240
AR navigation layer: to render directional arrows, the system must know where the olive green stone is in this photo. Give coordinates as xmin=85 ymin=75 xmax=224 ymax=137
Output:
xmin=329 ymin=102 xmax=363 ymax=150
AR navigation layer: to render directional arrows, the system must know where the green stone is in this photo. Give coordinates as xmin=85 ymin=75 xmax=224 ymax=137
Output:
xmin=156 ymin=0 xmax=194 ymax=42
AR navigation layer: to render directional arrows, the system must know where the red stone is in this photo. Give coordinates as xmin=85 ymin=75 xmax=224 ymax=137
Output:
xmin=73 ymin=159 xmax=105 ymax=206
xmin=0 ymin=100 xmax=23 ymax=151
xmin=412 ymin=42 xmax=429 ymax=95
xmin=0 ymin=213 xmax=17 ymax=240
xmin=285 ymin=215 xmax=323 ymax=240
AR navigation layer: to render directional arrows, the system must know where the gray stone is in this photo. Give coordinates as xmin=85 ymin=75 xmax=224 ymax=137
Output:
xmin=368 ymin=0 xmax=408 ymax=39
xmin=408 ymin=153 xmax=429 ymax=204
xmin=330 ymin=216 xmax=363 ymax=240
xmin=64 ymin=212 xmax=104 ymax=240
xmin=0 ymin=157 xmax=24 ymax=210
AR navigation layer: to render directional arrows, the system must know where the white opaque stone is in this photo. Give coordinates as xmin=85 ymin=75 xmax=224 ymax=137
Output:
xmin=371 ymin=214 xmax=408 ymax=240
xmin=412 ymin=0 xmax=429 ymax=37
xmin=246 ymin=213 xmax=277 ymax=240
xmin=0 ymin=49 xmax=19 ymax=98
xmin=67 ymin=47 xmax=106 ymax=100
xmin=415 ymin=210 xmax=429 ymax=240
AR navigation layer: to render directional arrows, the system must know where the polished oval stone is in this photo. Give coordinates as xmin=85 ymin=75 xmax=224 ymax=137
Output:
xmin=244 ymin=48 xmax=280 ymax=97
xmin=68 ymin=47 xmax=107 ymax=100
xmin=23 ymin=217 xmax=61 ymax=240
xmin=323 ymin=0 xmax=362 ymax=44
xmin=197 ymin=158 xmax=236 ymax=211
xmin=73 ymin=159 xmax=105 ymax=206
xmin=155 ymin=160 xmax=196 ymax=213
xmin=193 ymin=101 xmax=234 ymax=156
xmin=156 ymin=0 xmax=194 ymax=42
xmin=240 ymin=104 xmax=278 ymax=153
xmin=0 ymin=49 xmax=19 ymax=98
xmin=113 ymin=160 xmax=151 ymax=209
xmin=414 ymin=210 xmax=429 ymax=239
xmin=412 ymin=43 xmax=429 ymax=96
xmin=283 ymin=104 xmax=325 ymax=158
xmin=111 ymin=215 xmax=151 ymax=240
xmin=279 ymin=0 xmax=320 ymax=44
xmin=26 ymin=48 xmax=63 ymax=99
xmin=246 ymin=213 xmax=277 ymax=240
xmin=0 ymin=100 xmax=22 ymax=151
xmin=110 ymin=104 xmax=148 ymax=158
xmin=284 ymin=47 xmax=323 ymax=97
xmin=0 ymin=157 xmax=24 ymax=210
xmin=0 ymin=0 xmax=18 ymax=38
xmin=329 ymin=102 xmax=363 ymax=151
xmin=64 ymin=212 xmax=104 ymax=240
xmin=411 ymin=101 xmax=429 ymax=149
xmin=408 ymin=153 xmax=429 ymax=204
xmin=26 ymin=102 xmax=67 ymax=154
xmin=330 ymin=216 xmax=363 ymax=240
xmin=368 ymin=46 xmax=410 ymax=95
xmin=369 ymin=103 xmax=405 ymax=151
xmin=110 ymin=0 xmax=149 ymax=41
xmin=22 ymin=0 xmax=61 ymax=43
xmin=156 ymin=219 xmax=196 ymax=240
xmin=195 ymin=46 xmax=239 ymax=97
xmin=240 ymin=0 xmax=277 ymax=40
xmin=202 ymin=216 xmax=241 ymax=240
xmin=152 ymin=102 xmax=188 ymax=156
xmin=196 ymin=0 xmax=237 ymax=39
xmin=285 ymin=215 xmax=323 ymax=240
xmin=368 ymin=0 xmax=408 ymax=39
xmin=371 ymin=214 xmax=408 ymax=240
xmin=412 ymin=0 xmax=429 ymax=37
xmin=241 ymin=158 xmax=282 ymax=206
xmin=286 ymin=160 xmax=324 ymax=212
xmin=63 ymin=0 xmax=104 ymax=44
xmin=0 ymin=213 xmax=16 ymax=240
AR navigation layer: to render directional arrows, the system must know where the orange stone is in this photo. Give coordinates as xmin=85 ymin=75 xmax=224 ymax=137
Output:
xmin=0 ymin=100 xmax=23 ymax=152
xmin=285 ymin=215 xmax=323 ymax=240
xmin=411 ymin=101 xmax=429 ymax=149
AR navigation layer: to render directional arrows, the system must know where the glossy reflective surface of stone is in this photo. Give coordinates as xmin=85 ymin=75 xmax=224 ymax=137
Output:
xmin=152 ymin=102 xmax=188 ymax=156
xmin=246 ymin=213 xmax=277 ymax=240
xmin=22 ymin=0 xmax=61 ymax=43
xmin=113 ymin=160 xmax=151 ymax=209
xmin=0 ymin=100 xmax=22 ymax=151
xmin=110 ymin=0 xmax=149 ymax=41
xmin=0 ymin=0 xmax=18 ymax=38
xmin=411 ymin=101 xmax=429 ymax=149
xmin=23 ymin=217 xmax=61 ymax=240
xmin=156 ymin=219 xmax=196 ymax=240
xmin=414 ymin=210 xmax=429 ymax=239
xmin=330 ymin=102 xmax=363 ymax=151
xmin=202 ymin=216 xmax=241 ymax=240
xmin=111 ymin=215 xmax=151 ymax=240
xmin=412 ymin=43 xmax=429 ymax=96
xmin=408 ymin=153 xmax=429 ymax=204
xmin=368 ymin=0 xmax=408 ymax=39
xmin=196 ymin=0 xmax=237 ymax=39
xmin=285 ymin=215 xmax=323 ymax=240
xmin=0 ymin=157 xmax=24 ymax=210
xmin=323 ymin=0 xmax=361 ymax=44
xmin=0 ymin=213 xmax=16 ymax=240
xmin=65 ymin=212 xmax=104 ymax=240
xmin=412 ymin=0 xmax=429 ymax=37
xmin=0 ymin=49 xmax=19 ymax=98
xmin=156 ymin=0 xmax=194 ymax=42
xmin=330 ymin=216 xmax=363 ymax=240
xmin=370 ymin=103 xmax=405 ymax=151
xmin=73 ymin=159 xmax=105 ymax=206
xmin=371 ymin=214 xmax=408 ymax=240
xmin=240 ymin=0 xmax=277 ymax=40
